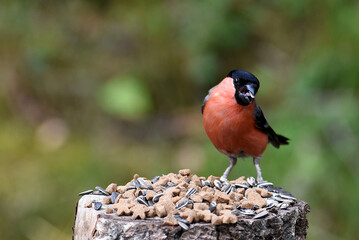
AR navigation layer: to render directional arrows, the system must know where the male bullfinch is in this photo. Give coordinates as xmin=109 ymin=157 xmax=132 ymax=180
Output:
xmin=202 ymin=70 xmax=289 ymax=182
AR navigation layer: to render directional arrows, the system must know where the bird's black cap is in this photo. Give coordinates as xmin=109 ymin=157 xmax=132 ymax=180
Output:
xmin=227 ymin=70 xmax=260 ymax=87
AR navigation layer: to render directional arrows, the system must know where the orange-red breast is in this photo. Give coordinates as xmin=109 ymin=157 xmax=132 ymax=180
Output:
xmin=202 ymin=70 xmax=289 ymax=182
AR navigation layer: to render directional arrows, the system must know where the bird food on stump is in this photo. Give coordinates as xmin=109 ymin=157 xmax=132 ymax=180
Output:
xmin=73 ymin=169 xmax=310 ymax=240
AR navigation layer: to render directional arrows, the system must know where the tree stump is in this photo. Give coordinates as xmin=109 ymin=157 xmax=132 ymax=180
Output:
xmin=73 ymin=195 xmax=310 ymax=240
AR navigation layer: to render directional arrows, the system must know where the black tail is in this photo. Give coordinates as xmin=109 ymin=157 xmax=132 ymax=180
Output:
xmin=277 ymin=134 xmax=289 ymax=146
xmin=268 ymin=134 xmax=289 ymax=149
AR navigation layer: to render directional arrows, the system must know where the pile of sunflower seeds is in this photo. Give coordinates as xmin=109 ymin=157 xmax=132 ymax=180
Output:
xmin=78 ymin=169 xmax=297 ymax=230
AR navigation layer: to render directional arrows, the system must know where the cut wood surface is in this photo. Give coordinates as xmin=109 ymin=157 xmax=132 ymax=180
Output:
xmin=73 ymin=195 xmax=310 ymax=240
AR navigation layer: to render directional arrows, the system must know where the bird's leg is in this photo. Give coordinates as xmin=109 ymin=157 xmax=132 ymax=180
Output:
xmin=220 ymin=156 xmax=237 ymax=182
xmin=253 ymin=157 xmax=263 ymax=182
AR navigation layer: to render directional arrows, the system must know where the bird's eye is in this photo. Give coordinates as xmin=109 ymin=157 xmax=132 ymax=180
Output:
xmin=234 ymin=78 xmax=239 ymax=84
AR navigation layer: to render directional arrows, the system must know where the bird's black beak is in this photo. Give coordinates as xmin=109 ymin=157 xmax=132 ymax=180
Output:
xmin=235 ymin=84 xmax=256 ymax=106
xmin=243 ymin=84 xmax=255 ymax=101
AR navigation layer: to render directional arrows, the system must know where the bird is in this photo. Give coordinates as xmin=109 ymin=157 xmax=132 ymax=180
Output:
xmin=202 ymin=69 xmax=289 ymax=182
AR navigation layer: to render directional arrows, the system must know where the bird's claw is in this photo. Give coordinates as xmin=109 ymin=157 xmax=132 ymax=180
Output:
xmin=256 ymin=177 xmax=264 ymax=183
xmin=220 ymin=176 xmax=228 ymax=183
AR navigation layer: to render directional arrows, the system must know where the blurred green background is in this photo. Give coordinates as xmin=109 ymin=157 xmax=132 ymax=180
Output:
xmin=1 ymin=0 xmax=358 ymax=239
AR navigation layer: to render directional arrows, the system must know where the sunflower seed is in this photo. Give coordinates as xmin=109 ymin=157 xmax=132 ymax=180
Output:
xmin=282 ymin=198 xmax=294 ymax=204
xmin=185 ymin=187 xmax=197 ymax=198
xmin=95 ymin=186 xmax=110 ymax=196
xmin=253 ymin=210 xmax=268 ymax=219
xmin=247 ymin=177 xmax=257 ymax=187
xmin=126 ymin=185 xmax=137 ymax=191
xmin=178 ymin=221 xmax=190 ymax=230
xmin=152 ymin=193 xmax=163 ymax=203
xmin=94 ymin=202 xmax=102 ymax=210
xmin=276 ymin=202 xmax=282 ymax=208
xmin=226 ymin=185 xmax=234 ymax=194
xmin=201 ymin=180 xmax=211 ymax=187
xmin=111 ymin=192 xmax=119 ymax=204
xmin=151 ymin=176 xmax=160 ymax=184
xmin=209 ymin=201 xmax=217 ymax=212
xmin=175 ymin=199 xmax=189 ymax=210
xmin=143 ymin=185 xmax=153 ymax=190
xmin=137 ymin=178 xmax=146 ymax=186
xmin=266 ymin=202 xmax=277 ymax=209
xmin=253 ymin=204 xmax=260 ymax=210
xmin=234 ymin=182 xmax=249 ymax=189
xmin=132 ymin=180 xmax=140 ymax=189
xmin=147 ymin=200 xmax=154 ymax=206
xmin=231 ymin=209 xmax=240 ymax=216
xmin=279 ymin=194 xmax=297 ymax=201
xmin=257 ymin=182 xmax=273 ymax=188
xmin=185 ymin=179 xmax=191 ymax=184
xmin=174 ymin=215 xmax=190 ymax=225
xmin=214 ymin=180 xmax=222 ymax=190
xmin=272 ymin=196 xmax=287 ymax=202
xmin=267 ymin=186 xmax=281 ymax=193
xmin=78 ymin=190 xmax=93 ymax=196
xmin=136 ymin=196 xmax=149 ymax=206
xmin=166 ymin=182 xmax=176 ymax=188
xmin=92 ymin=190 xmax=103 ymax=195
xmin=137 ymin=179 xmax=153 ymax=190
xmin=279 ymin=203 xmax=289 ymax=209
xmin=266 ymin=199 xmax=279 ymax=209
xmin=239 ymin=209 xmax=255 ymax=215
xmin=221 ymin=183 xmax=231 ymax=193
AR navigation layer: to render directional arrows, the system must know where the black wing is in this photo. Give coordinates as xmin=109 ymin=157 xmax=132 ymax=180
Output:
xmin=254 ymin=103 xmax=289 ymax=148
xmin=201 ymin=86 xmax=216 ymax=114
